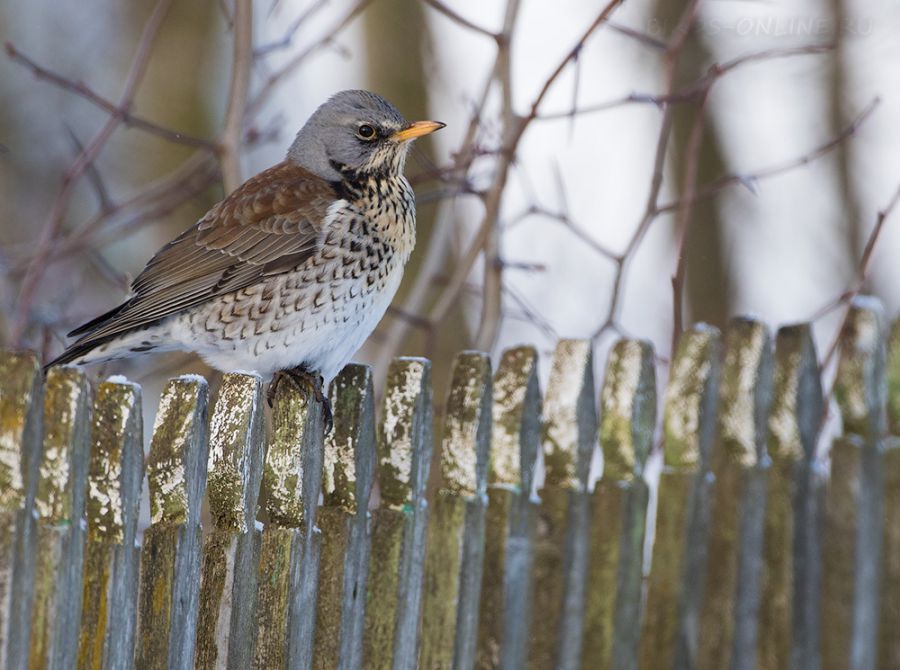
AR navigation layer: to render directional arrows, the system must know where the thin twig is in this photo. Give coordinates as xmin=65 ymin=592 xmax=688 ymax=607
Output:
xmin=10 ymin=0 xmax=173 ymax=346
xmin=817 ymin=182 xmax=900 ymax=371
xmin=421 ymin=0 xmax=497 ymax=39
xmin=248 ymin=0 xmax=374 ymax=117
xmin=671 ymin=88 xmax=711 ymax=351
xmin=655 ymin=97 xmax=880 ymax=216
xmin=220 ymin=0 xmax=253 ymax=193
xmin=5 ymin=42 xmax=217 ymax=151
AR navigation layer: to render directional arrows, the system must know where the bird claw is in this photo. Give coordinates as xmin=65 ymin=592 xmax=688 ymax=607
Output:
xmin=267 ymin=368 xmax=333 ymax=434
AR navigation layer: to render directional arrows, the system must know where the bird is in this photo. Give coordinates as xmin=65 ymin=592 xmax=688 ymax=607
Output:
xmin=47 ymin=90 xmax=445 ymax=430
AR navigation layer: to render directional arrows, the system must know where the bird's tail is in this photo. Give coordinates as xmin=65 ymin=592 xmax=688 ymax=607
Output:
xmin=45 ymin=327 xmax=177 ymax=371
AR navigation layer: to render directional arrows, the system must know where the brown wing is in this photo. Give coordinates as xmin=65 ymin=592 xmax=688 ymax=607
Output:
xmin=67 ymin=161 xmax=337 ymax=346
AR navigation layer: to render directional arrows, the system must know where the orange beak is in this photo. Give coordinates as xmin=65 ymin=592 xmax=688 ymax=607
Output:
xmin=390 ymin=120 xmax=446 ymax=142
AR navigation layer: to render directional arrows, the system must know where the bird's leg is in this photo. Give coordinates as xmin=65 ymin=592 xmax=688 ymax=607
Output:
xmin=267 ymin=366 xmax=333 ymax=434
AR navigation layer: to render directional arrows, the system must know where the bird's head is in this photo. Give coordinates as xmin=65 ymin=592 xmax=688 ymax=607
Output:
xmin=287 ymin=90 xmax=445 ymax=183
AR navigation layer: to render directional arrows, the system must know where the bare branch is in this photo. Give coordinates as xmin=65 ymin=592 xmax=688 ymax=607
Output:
xmin=421 ymin=0 xmax=497 ymax=39
xmin=655 ymin=97 xmax=880 ymax=216
xmin=671 ymin=88 xmax=711 ymax=349
xmin=220 ymin=0 xmax=253 ymax=194
xmin=249 ymin=0 xmax=374 ymax=117
xmin=817 ymin=182 xmax=900 ymax=370
xmin=9 ymin=0 xmax=173 ymax=346
xmin=5 ymin=42 xmax=217 ymax=151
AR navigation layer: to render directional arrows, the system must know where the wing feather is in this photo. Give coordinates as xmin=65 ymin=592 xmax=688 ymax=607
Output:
xmin=67 ymin=161 xmax=337 ymax=347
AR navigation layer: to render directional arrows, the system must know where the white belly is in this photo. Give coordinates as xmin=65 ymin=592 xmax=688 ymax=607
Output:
xmin=176 ymin=263 xmax=404 ymax=382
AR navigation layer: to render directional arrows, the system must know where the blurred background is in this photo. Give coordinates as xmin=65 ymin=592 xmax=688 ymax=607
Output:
xmin=1 ymin=0 xmax=898 ymax=429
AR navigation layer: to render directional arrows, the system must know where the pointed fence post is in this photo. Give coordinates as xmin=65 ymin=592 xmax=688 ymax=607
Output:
xmin=882 ymin=317 xmax=900 ymax=668
xmin=77 ymin=377 xmax=144 ymax=670
xmin=475 ymin=346 xmax=541 ymax=670
xmin=364 ymin=358 xmax=433 ymax=670
xmin=259 ymin=376 xmax=323 ymax=670
xmin=530 ymin=340 xmax=597 ymax=670
xmin=758 ymin=326 xmax=823 ymax=670
xmin=420 ymin=352 xmax=492 ymax=670
xmin=195 ymin=373 xmax=265 ymax=670
xmin=822 ymin=299 xmax=888 ymax=670
xmin=312 ymin=365 xmax=376 ymax=670
xmin=0 ymin=352 xmax=42 ymax=670
xmin=135 ymin=376 xmax=209 ymax=670
xmin=638 ymin=326 xmax=720 ymax=669
xmin=582 ymin=339 xmax=655 ymax=670
xmin=696 ymin=318 xmax=773 ymax=670
xmin=28 ymin=366 xmax=92 ymax=670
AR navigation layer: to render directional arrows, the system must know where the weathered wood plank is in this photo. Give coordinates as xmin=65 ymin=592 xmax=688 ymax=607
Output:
xmin=473 ymin=346 xmax=540 ymax=670
xmin=822 ymin=300 xmax=887 ymax=670
xmin=312 ymin=364 xmax=376 ymax=670
xmin=420 ymin=352 xmax=491 ymax=670
xmin=881 ymin=316 xmax=900 ymax=669
xmin=29 ymin=366 xmax=91 ymax=670
xmin=639 ymin=325 xmax=721 ymax=670
xmin=0 ymin=351 xmax=42 ymax=670
xmin=583 ymin=339 xmax=655 ymax=670
xmin=77 ymin=377 xmax=144 ymax=670
xmin=531 ymin=340 xmax=597 ymax=670
xmin=195 ymin=373 xmax=265 ymax=670
xmin=135 ymin=376 xmax=209 ymax=670
xmin=258 ymin=376 xmax=323 ymax=670
xmin=759 ymin=325 xmax=823 ymax=670
xmin=697 ymin=318 xmax=773 ymax=670
xmin=365 ymin=358 xmax=433 ymax=670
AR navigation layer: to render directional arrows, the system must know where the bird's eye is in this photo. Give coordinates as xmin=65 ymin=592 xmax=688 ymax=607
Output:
xmin=357 ymin=124 xmax=376 ymax=140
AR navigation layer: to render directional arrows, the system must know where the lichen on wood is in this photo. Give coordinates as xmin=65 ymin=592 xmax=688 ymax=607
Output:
xmin=718 ymin=317 xmax=773 ymax=468
xmin=265 ymin=381 xmax=313 ymax=528
xmin=441 ymin=351 xmax=492 ymax=497
xmin=542 ymin=340 xmax=596 ymax=491
xmin=888 ymin=317 xmax=900 ymax=436
xmin=378 ymin=357 xmax=431 ymax=509
xmin=147 ymin=376 xmax=208 ymax=526
xmin=322 ymin=364 xmax=374 ymax=512
xmin=768 ymin=324 xmax=822 ymax=463
xmin=600 ymin=339 xmax=656 ymax=481
xmin=0 ymin=351 xmax=41 ymax=510
xmin=663 ymin=324 xmax=721 ymax=468
xmin=834 ymin=298 xmax=888 ymax=439
xmin=206 ymin=373 xmax=264 ymax=532
xmin=87 ymin=379 xmax=142 ymax=542
xmin=490 ymin=346 xmax=540 ymax=488
xmin=37 ymin=365 xmax=91 ymax=522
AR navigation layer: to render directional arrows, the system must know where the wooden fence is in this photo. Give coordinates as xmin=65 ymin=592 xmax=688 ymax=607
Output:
xmin=0 ymin=297 xmax=898 ymax=669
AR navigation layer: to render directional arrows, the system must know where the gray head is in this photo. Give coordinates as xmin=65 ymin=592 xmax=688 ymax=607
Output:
xmin=287 ymin=90 xmax=444 ymax=182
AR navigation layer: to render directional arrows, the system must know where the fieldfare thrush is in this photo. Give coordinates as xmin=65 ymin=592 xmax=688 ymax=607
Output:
xmin=48 ymin=90 xmax=445 ymax=429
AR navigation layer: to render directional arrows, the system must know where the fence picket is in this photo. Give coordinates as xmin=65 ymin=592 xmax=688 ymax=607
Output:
xmin=5 ymin=299 xmax=900 ymax=670
xmin=639 ymin=325 xmax=721 ymax=669
xmin=313 ymin=364 xmax=377 ymax=670
xmin=264 ymin=376 xmax=324 ymax=670
xmin=29 ymin=366 xmax=92 ymax=670
xmin=822 ymin=300 xmax=888 ymax=670
xmin=365 ymin=358 xmax=433 ymax=669
xmin=531 ymin=339 xmax=597 ymax=670
xmin=0 ymin=352 xmax=42 ymax=670
xmin=583 ymin=339 xmax=655 ymax=670
xmin=195 ymin=373 xmax=265 ymax=670
xmin=759 ymin=325 xmax=823 ymax=670
xmin=420 ymin=352 xmax=492 ymax=670
xmin=697 ymin=318 xmax=773 ymax=670
xmin=475 ymin=346 xmax=540 ymax=670
xmin=882 ymin=317 xmax=900 ymax=668
xmin=135 ymin=376 xmax=209 ymax=670
xmin=78 ymin=378 xmax=144 ymax=670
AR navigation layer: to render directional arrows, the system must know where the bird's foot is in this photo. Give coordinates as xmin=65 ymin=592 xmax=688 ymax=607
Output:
xmin=267 ymin=367 xmax=333 ymax=434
